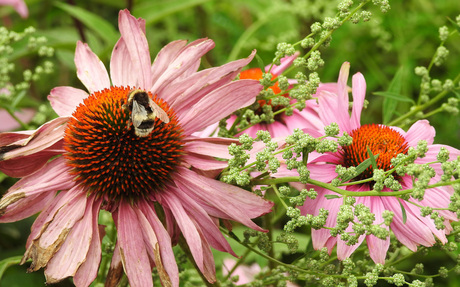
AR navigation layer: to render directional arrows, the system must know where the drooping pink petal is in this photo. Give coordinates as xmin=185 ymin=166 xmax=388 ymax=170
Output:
xmin=48 ymin=87 xmax=88 ymax=117
xmin=73 ymin=197 xmax=103 ymax=287
xmin=334 ymin=62 xmax=352 ymax=133
xmin=138 ymin=201 xmax=179 ymax=287
xmin=362 ymin=197 xmax=389 ymax=264
xmin=75 ymin=41 xmax=110 ymax=93
xmin=117 ymin=200 xmax=153 ymax=287
xmin=179 ymin=80 xmax=262 ymax=135
xmin=404 ymin=120 xmax=435 ymax=146
xmin=173 ymin=166 xmax=273 ymax=231
xmin=0 ymin=117 xmax=67 ymax=161
xmin=159 ymin=191 xmax=205 ymax=274
xmin=169 ymin=187 xmax=237 ymax=256
xmin=106 ymin=241 xmax=124 ymax=287
xmin=0 ymin=157 xmax=73 ymax=223
xmin=134 ymin=206 xmax=173 ymax=287
xmin=0 ymin=141 xmax=64 ymax=177
xmin=381 ymin=196 xmax=436 ymax=251
xmin=117 ymin=9 xmax=152 ymax=89
xmin=44 ymin=195 xmax=97 ymax=283
xmin=350 ymin=72 xmax=366 ymax=130
xmin=22 ymin=186 xmax=87 ymax=271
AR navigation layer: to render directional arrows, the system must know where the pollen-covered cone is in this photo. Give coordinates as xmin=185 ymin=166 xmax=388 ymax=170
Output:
xmin=0 ymin=9 xmax=273 ymax=287
xmin=276 ymin=62 xmax=459 ymax=264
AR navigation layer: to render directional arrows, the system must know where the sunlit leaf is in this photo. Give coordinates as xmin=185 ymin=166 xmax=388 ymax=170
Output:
xmin=0 ymin=256 xmax=22 ymax=279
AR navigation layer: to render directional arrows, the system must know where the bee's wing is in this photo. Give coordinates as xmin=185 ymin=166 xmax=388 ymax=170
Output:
xmin=131 ymin=100 xmax=149 ymax=128
xmin=149 ymin=99 xmax=170 ymax=124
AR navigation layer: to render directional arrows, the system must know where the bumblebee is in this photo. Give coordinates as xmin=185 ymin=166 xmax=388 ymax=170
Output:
xmin=124 ymin=89 xmax=169 ymax=137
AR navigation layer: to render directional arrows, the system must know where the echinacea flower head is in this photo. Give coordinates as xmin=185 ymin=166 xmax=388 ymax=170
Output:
xmin=0 ymin=0 xmax=28 ymax=18
xmin=0 ymin=9 xmax=273 ymax=287
xmin=288 ymin=62 xmax=459 ymax=264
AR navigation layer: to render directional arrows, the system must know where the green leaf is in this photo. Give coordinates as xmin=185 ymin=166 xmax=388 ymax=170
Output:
xmin=341 ymin=154 xmax=379 ymax=182
xmin=375 ymin=67 xmax=412 ymax=124
xmin=54 ymin=2 xmax=119 ymax=46
xmin=367 ymin=146 xmax=378 ymax=170
xmin=399 ymin=200 xmax=407 ymax=224
xmin=132 ymin=0 xmax=210 ymax=26
xmin=0 ymin=256 xmax=22 ymax=279
xmin=254 ymin=53 xmax=266 ymax=72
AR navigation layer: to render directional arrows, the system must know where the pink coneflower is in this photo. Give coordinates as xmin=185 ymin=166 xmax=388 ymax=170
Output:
xmin=0 ymin=0 xmax=28 ymax=18
xmin=0 ymin=9 xmax=273 ymax=287
xmin=290 ymin=62 xmax=459 ymax=264
xmin=195 ymin=54 xmax=336 ymax=138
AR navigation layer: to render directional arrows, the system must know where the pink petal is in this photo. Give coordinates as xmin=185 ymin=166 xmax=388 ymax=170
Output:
xmin=106 ymin=241 xmax=123 ymax=287
xmin=138 ymin=201 xmax=179 ymax=287
xmin=404 ymin=120 xmax=435 ymax=146
xmin=111 ymin=15 xmax=147 ymax=87
xmin=267 ymin=52 xmax=299 ymax=75
xmin=159 ymin=191 xmax=205 ymax=273
xmin=134 ymin=206 xmax=174 ymax=287
xmin=0 ymin=108 xmax=35 ymax=132
xmin=0 ymin=141 xmax=64 ymax=177
xmin=45 ymin=195 xmax=97 ymax=283
xmin=22 ymin=186 xmax=87 ymax=271
xmin=350 ymin=72 xmax=366 ymax=130
xmin=150 ymin=39 xmax=215 ymax=99
xmin=284 ymin=105 xmax=323 ymax=134
xmin=117 ymin=10 xmax=152 ymax=89
xmin=48 ymin=86 xmax=88 ymax=117
xmin=335 ymin=62 xmax=352 ymax=133
xmin=184 ymin=138 xmax=233 ymax=159
xmin=381 ymin=196 xmax=435 ymax=251
xmin=173 ymin=166 xmax=273 ymax=231
xmin=75 ymin=41 xmax=110 ymax=93
xmin=362 ymin=197 xmax=389 ymax=264
xmin=117 ymin=200 xmax=153 ymax=287
xmin=73 ymin=197 xmax=103 ymax=287
xmin=166 ymin=50 xmax=257 ymax=114
xmin=0 ymin=157 xmax=73 ymax=223
xmin=0 ymin=116 xmax=67 ymax=161
xmin=168 ymin=187 xmax=236 ymax=256
xmin=150 ymin=40 xmax=188 ymax=88
xmin=0 ymin=0 xmax=28 ymax=18
xmin=179 ymin=80 xmax=262 ymax=135
xmin=267 ymin=121 xmax=291 ymax=138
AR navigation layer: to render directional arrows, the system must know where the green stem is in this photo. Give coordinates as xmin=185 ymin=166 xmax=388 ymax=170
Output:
xmin=388 ymin=72 xmax=460 ymax=126
xmin=252 ymin=177 xmax=460 ymax=198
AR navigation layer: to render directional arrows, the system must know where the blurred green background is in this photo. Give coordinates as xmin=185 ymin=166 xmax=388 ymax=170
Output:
xmin=1 ymin=0 xmax=459 ymax=286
